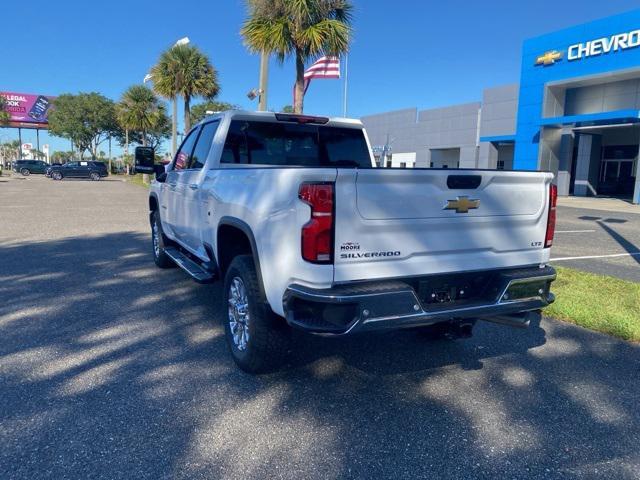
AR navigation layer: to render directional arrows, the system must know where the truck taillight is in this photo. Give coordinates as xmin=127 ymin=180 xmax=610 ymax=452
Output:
xmin=545 ymin=183 xmax=557 ymax=248
xmin=299 ymin=182 xmax=334 ymax=263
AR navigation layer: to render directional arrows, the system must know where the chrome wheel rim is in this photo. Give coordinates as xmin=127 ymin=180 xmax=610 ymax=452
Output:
xmin=228 ymin=277 xmax=250 ymax=351
xmin=152 ymin=222 xmax=160 ymax=258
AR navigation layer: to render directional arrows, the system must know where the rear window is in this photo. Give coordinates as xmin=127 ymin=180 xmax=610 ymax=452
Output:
xmin=221 ymin=120 xmax=372 ymax=168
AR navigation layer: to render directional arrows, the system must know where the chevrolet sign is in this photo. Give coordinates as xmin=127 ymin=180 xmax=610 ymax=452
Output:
xmin=537 ymin=28 xmax=640 ymax=66
xmin=535 ymin=50 xmax=563 ymax=66
xmin=568 ymin=28 xmax=640 ymax=61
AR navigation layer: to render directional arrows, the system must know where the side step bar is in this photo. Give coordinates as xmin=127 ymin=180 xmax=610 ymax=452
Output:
xmin=164 ymin=247 xmax=216 ymax=284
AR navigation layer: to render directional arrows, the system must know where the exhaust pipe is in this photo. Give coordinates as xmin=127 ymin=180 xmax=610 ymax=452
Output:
xmin=482 ymin=310 xmax=540 ymax=329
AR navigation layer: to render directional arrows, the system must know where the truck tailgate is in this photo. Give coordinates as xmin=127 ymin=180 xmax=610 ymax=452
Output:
xmin=333 ymin=169 xmax=553 ymax=283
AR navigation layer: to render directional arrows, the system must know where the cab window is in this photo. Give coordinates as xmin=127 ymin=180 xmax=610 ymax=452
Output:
xmin=190 ymin=121 xmax=219 ymax=169
xmin=173 ymin=128 xmax=199 ymax=171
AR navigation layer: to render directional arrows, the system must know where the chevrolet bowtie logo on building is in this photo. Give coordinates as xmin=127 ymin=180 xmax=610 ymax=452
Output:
xmin=535 ymin=50 xmax=563 ymax=66
xmin=444 ymin=196 xmax=480 ymax=214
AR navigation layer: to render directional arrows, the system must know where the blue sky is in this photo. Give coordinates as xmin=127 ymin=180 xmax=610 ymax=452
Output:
xmin=2 ymin=0 xmax=639 ymax=155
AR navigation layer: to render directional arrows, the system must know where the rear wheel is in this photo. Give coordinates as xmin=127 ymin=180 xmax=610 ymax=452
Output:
xmin=90 ymin=172 xmax=100 ymax=181
xmin=20 ymin=168 xmax=30 ymax=176
xmin=223 ymin=255 xmax=290 ymax=373
xmin=151 ymin=211 xmax=174 ymax=268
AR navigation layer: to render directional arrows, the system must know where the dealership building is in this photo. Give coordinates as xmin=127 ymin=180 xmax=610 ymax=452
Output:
xmin=362 ymin=10 xmax=640 ymax=204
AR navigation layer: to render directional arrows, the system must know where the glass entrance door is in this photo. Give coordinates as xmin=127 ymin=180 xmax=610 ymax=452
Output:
xmin=599 ymin=145 xmax=638 ymax=197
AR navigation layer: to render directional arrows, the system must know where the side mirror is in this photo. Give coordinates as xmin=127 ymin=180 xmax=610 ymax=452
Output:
xmin=134 ymin=146 xmax=155 ymax=174
xmin=154 ymin=164 xmax=167 ymax=182
xmin=154 ymin=164 xmax=166 ymax=176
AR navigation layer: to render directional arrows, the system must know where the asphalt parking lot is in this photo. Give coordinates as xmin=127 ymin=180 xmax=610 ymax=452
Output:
xmin=551 ymin=199 xmax=640 ymax=282
xmin=1 ymin=175 xmax=639 ymax=480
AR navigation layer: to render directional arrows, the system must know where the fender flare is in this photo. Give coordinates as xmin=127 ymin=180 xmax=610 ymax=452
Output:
xmin=148 ymin=193 xmax=160 ymax=225
xmin=217 ymin=216 xmax=266 ymax=298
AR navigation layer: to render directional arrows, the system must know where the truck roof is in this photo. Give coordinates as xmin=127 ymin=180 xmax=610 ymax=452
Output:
xmin=193 ymin=110 xmax=364 ymax=130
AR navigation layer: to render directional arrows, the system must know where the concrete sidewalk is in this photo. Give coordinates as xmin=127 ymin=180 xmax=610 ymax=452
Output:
xmin=558 ymin=196 xmax=639 ymax=214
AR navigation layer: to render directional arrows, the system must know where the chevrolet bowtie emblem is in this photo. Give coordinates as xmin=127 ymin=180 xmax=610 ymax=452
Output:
xmin=535 ymin=50 xmax=563 ymax=66
xmin=444 ymin=196 xmax=480 ymax=214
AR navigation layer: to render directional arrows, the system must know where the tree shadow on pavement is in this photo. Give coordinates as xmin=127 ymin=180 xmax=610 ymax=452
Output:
xmin=0 ymin=233 xmax=639 ymax=479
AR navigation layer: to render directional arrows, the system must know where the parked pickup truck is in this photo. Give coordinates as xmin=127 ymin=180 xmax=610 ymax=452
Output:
xmin=134 ymin=111 xmax=557 ymax=373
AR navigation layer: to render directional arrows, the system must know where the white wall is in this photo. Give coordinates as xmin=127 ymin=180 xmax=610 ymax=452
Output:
xmin=390 ymin=152 xmax=416 ymax=168
xmin=430 ymin=149 xmax=460 ymax=168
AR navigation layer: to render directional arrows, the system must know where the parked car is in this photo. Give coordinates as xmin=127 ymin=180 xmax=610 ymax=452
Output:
xmin=45 ymin=163 xmax=63 ymax=177
xmin=135 ymin=110 xmax=557 ymax=373
xmin=13 ymin=160 xmax=49 ymax=176
xmin=49 ymin=161 xmax=108 ymax=181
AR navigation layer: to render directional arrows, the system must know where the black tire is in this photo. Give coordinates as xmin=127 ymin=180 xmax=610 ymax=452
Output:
xmin=223 ymin=255 xmax=290 ymax=373
xmin=20 ymin=168 xmax=30 ymax=176
xmin=52 ymin=172 xmax=63 ymax=181
xmin=90 ymin=172 xmax=100 ymax=181
xmin=151 ymin=210 xmax=175 ymax=268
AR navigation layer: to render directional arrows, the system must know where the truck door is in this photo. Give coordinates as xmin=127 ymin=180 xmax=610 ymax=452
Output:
xmin=63 ymin=162 xmax=80 ymax=177
xmin=175 ymin=120 xmax=220 ymax=254
xmin=164 ymin=128 xmax=199 ymax=240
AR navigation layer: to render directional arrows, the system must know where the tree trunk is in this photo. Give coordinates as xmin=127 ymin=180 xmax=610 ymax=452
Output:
xmin=294 ymin=50 xmax=306 ymax=114
xmin=184 ymin=95 xmax=191 ymax=133
xmin=142 ymin=128 xmax=149 ymax=184
xmin=108 ymin=135 xmax=112 ymax=176
xmin=125 ymin=129 xmax=129 ymax=174
xmin=171 ymin=98 xmax=177 ymax=157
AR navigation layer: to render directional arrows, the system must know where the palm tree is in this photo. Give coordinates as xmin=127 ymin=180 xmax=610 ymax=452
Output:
xmin=117 ymin=85 xmax=164 ymax=181
xmin=117 ymin=85 xmax=163 ymax=147
xmin=150 ymin=44 xmax=219 ymax=134
xmin=241 ymin=0 xmax=352 ymax=114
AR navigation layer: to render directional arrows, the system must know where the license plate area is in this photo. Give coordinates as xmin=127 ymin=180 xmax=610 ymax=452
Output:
xmin=417 ymin=272 xmax=501 ymax=307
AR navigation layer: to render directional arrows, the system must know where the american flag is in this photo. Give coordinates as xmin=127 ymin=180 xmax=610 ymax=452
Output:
xmin=294 ymin=56 xmax=341 ymax=103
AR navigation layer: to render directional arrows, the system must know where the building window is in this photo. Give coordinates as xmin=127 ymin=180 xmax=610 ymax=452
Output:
xmin=497 ymin=160 xmax=505 ymax=170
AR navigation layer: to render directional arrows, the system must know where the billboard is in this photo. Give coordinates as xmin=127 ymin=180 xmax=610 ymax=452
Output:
xmin=0 ymin=92 xmax=56 ymax=127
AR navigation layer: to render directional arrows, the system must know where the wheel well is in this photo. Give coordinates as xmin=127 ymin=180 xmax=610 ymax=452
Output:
xmin=217 ymin=225 xmax=253 ymax=276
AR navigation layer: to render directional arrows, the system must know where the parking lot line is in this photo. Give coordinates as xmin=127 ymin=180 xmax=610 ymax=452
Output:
xmin=555 ymin=229 xmax=597 ymax=233
xmin=551 ymin=252 xmax=640 ymax=261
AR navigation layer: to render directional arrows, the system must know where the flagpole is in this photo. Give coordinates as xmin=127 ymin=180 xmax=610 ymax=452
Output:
xmin=342 ymin=53 xmax=349 ymax=117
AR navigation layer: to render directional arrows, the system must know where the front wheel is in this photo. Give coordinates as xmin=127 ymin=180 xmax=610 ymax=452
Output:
xmin=52 ymin=172 xmax=63 ymax=181
xmin=90 ymin=172 xmax=100 ymax=181
xmin=223 ymin=255 xmax=290 ymax=373
xmin=20 ymin=168 xmax=30 ymax=176
xmin=151 ymin=211 xmax=174 ymax=268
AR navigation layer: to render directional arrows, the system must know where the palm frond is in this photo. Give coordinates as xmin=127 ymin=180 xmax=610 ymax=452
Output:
xmin=297 ymin=18 xmax=350 ymax=57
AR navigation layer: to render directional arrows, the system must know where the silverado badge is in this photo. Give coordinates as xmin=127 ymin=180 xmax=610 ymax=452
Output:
xmin=444 ymin=196 xmax=480 ymax=214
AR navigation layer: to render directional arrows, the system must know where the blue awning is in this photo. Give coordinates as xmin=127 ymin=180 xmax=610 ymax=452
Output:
xmin=479 ymin=134 xmax=516 ymax=143
xmin=539 ymin=109 xmax=640 ymax=128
